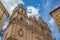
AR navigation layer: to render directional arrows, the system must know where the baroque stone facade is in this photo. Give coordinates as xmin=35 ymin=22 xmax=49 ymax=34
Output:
xmin=3 ymin=4 xmax=52 ymax=40
xmin=0 ymin=1 xmax=9 ymax=32
xmin=50 ymin=7 xmax=60 ymax=32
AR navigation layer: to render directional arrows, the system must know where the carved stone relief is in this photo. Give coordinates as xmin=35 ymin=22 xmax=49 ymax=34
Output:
xmin=18 ymin=28 xmax=24 ymax=37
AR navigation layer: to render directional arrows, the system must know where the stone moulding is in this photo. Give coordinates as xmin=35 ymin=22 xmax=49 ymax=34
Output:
xmin=5 ymin=18 xmax=51 ymax=37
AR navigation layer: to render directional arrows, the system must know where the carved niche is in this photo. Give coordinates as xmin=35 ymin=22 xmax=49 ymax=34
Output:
xmin=18 ymin=28 xmax=24 ymax=37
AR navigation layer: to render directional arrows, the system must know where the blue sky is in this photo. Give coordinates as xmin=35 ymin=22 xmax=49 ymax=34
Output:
xmin=0 ymin=0 xmax=60 ymax=40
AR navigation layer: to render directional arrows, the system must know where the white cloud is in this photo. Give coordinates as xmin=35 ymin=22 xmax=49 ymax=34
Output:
xmin=47 ymin=18 xmax=55 ymax=31
xmin=48 ymin=18 xmax=55 ymax=24
xmin=18 ymin=0 xmax=24 ymax=4
xmin=45 ymin=1 xmax=49 ymax=7
xmin=27 ymin=6 xmax=40 ymax=19
xmin=2 ymin=18 xmax=9 ymax=30
xmin=2 ymin=22 xmax=8 ymax=30
xmin=47 ymin=18 xmax=58 ymax=31
xmin=44 ymin=0 xmax=50 ymax=8
xmin=55 ymin=5 xmax=60 ymax=9
xmin=4 ymin=0 xmax=8 ymax=2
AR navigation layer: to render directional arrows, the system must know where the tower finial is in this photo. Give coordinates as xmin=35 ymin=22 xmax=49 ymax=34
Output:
xmin=18 ymin=4 xmax=23 ymax=8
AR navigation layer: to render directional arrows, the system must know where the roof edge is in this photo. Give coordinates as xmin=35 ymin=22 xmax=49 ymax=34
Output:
xmin=50 ymin=7 xmax=60 ymax=17
xmin=0 ymin=1 xmax=9 ymax=17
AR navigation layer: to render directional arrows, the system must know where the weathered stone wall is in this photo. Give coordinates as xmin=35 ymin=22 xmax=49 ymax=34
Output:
xmin=3 ymin=4 xmax=52 ymax=40
xmin=0 ymin=2 xmax=9 ymax=32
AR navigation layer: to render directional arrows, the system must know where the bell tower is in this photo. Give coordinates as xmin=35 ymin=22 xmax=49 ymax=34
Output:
xmin=3 ymin=4 xmax=53 ymax=40
xmin=10 ymin=4 xmax=27 ymax=20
